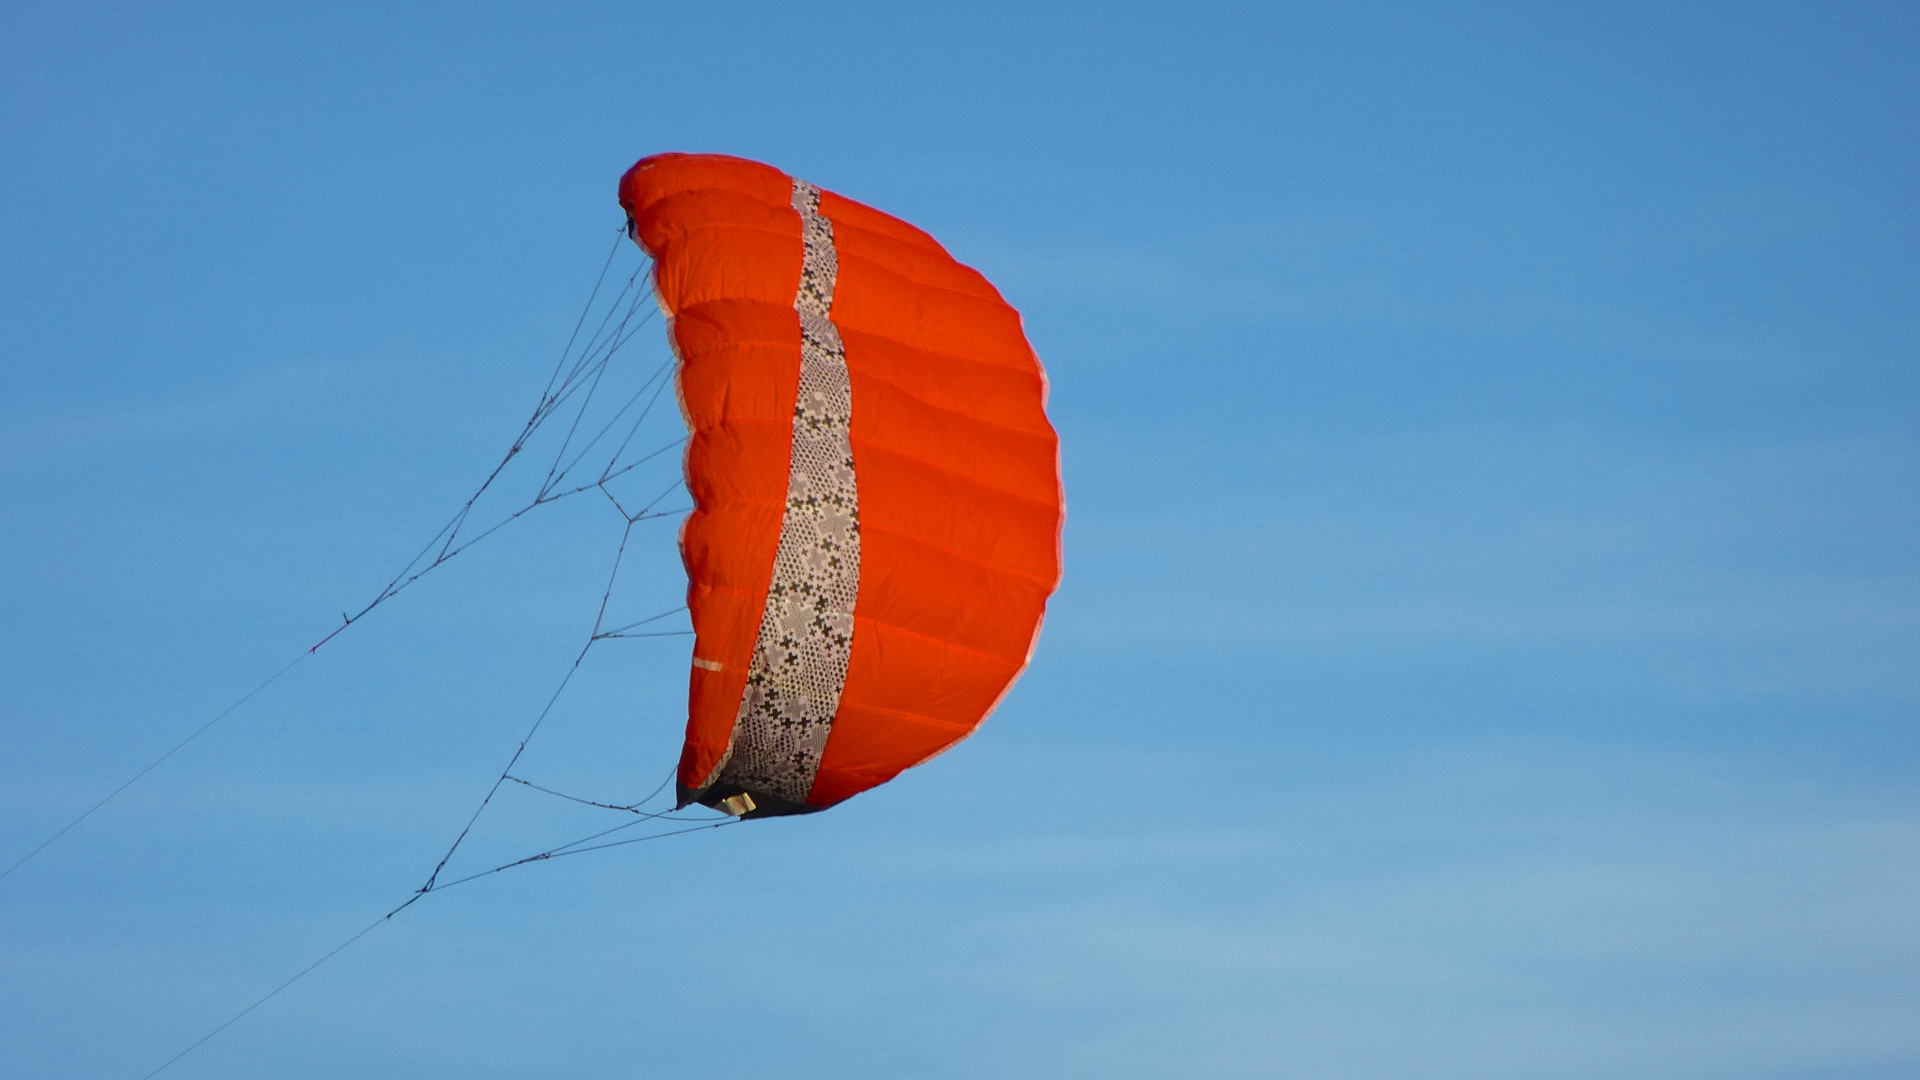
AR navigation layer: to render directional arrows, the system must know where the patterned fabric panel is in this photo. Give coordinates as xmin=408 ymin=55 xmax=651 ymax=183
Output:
xmin=705 ymin=181 xmax=863 ymax=803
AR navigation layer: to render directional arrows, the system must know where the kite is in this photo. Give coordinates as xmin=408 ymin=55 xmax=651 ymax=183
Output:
xmin=620 ymin=153 xmax=1064 ymax=818
xmin=21 ymin=153 xmax=1064 ymax=1076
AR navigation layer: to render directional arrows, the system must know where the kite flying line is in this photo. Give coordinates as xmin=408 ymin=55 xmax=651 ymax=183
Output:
xmin=137 ymin=491 xmax=734 ymax=1078
xmin=0 ymin=230 xmax=731 ymax=1075
xmin=138 ymin=813 xmax=737 ymax=1080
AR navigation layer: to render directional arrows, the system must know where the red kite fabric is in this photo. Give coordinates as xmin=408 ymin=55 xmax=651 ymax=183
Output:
xmin=617 ymin=153 xmax=1062 ymax=817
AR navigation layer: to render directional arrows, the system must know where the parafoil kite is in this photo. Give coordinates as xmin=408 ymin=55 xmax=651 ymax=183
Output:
xmin=618 ymin=153 xmax=1063 ymax=818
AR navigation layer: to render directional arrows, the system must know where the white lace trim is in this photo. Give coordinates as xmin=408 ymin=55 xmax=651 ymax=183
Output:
xmin=703 ymin=179 xmax=861 ymax=803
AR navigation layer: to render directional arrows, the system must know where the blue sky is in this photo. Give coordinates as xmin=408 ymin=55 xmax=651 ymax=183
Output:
xmin=3 ymin=2 xmax=1917 ymax=1078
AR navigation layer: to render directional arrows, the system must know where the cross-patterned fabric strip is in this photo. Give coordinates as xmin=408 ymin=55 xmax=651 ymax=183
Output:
xmin=702 ymin=179 xmax=862 ymax=804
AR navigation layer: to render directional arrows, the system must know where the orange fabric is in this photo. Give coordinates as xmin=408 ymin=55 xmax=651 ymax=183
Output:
xmin=620 ymin=154 xmax=803 ymax=792
xmin=619 ymin=153 xmax=1063 ymax=809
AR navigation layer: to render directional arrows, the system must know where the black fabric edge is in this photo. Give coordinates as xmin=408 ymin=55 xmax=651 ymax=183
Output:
xmin=677 ymin=781 xmax=823 ymax=820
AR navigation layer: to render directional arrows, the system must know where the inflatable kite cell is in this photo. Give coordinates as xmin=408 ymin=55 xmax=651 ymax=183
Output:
xmin=618 ymin=153 xmax=1063 ymax=819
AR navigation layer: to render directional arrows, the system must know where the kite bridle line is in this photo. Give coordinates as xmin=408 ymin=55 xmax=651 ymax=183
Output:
xmin=142 ymin=471 xmax=730 ymax=1078
xmin=1 ymin=225 xmax=737 ymax=1075
xmin=3 ymin=229 xmax=692 ymax=885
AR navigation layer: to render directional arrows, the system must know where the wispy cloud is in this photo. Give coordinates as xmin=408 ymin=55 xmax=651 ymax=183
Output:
xmin=1056 ymin=425 xmax=1920 ymax=692
xmin=795 ymin=744 xmax=1920 ymax=1080
xmin=975 ymin=218 xmax=1863 ymax=379
xmin=0 ymin=367 xmax=326 ymax=472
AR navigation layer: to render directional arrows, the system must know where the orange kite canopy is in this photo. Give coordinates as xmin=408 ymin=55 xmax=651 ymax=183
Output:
xmin=618 ymin=153 xmax=1063 ymax=818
